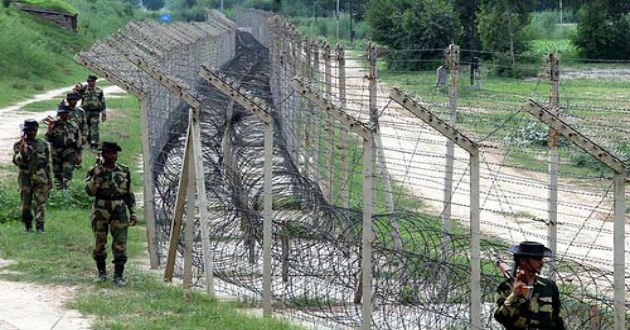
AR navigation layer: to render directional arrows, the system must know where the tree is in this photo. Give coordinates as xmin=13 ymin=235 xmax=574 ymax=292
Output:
xmin=365 ymin=0 xmax=460 ymax=70
xmin=572 ymin=0 xmax=630 ymax=60
xmin=145 ymin=0 xmax=165 ymax=10
xmin=476 ymin=0 xmax=535 ymax=75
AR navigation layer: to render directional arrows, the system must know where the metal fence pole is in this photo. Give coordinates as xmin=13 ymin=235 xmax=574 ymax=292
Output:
xmin=547 ymin=53 xmax=559 ymax=279
xmin=139 ymin=96 xmax=159 ymax=268
xmin=470 ymin=151 xmax=481 ymax=330
xmin=613 ymin=172 xmax=626 ymax=330
xmin=361 ymin=133 xmax=375 ymax=330
xmin=263 ymin=121 xmax=274 ymax=316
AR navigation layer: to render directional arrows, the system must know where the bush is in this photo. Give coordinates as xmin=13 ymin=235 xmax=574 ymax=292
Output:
xmin=572 ymin=2 xmax=630 ymax=60
xmin=0 ymin=186 xmax=21 ymax=224
xmin=504 ymin=121 xmax=549 ymax=147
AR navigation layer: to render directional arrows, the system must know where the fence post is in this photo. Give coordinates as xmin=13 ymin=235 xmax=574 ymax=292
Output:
xmin=303 ymin=37 xmax=312 ymax=177
xmin=262 ymin=120 xmax=274 ymax=316
xmin=313 ymin=41 xmax=321 ymax=184
xmin=442 ymin=43 xmax=459 ymax=291
xmin=613 ymin=172 xmax=625 ymax=330
xmin=183 ymin=124 xmax=196 ymax=290
xmin=324 ymin=41 xmax=334 ymax=203
xmin=368 ymin=42 xmax=403 ymax=252
xmin=547 ymin=53 xmax=559 ymax=280
xmin=337 ymin=44 xmax=349 ymax=217
xmin=361 ymin=133 xmax=375 ymax=330
xmin=470 ymin=151 xmax=481 ymax=330
xmin=139 ymin=96 xmax=159 ymax=269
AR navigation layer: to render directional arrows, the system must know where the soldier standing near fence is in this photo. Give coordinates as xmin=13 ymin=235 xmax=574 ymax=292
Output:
xmin=494 ymin=241 xmax=565 ymax=330
xmin=45 ymin=105 xmax=81 ymax=189
xmin=78 ymin=75 xmax=107 ymax=149
xmin=12 ymin=119 xmax=52 ymax=233
xmin=86 ymin=142 xmax=137 ymax=286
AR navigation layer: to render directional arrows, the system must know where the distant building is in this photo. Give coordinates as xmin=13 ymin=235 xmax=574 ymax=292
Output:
xmin=12 ymin=2 xmax=78 ymax=32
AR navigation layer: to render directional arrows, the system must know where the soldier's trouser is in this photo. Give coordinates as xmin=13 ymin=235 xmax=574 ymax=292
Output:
xmin=19 ymin=172 xmax=49 ymax=227
xmin=91 ymin=199 xmax=128 ymax=266
xmin=51 ymin=147 xmax=76 ymax=187
xmin=86 ymin=111 xmax=100 ymax=146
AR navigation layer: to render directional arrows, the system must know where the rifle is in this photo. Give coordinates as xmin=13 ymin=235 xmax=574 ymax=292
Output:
xmin=42 ymin=115 xmax=58 ymax=127
xmin=490 ymin=248 xmax=514 ymax=280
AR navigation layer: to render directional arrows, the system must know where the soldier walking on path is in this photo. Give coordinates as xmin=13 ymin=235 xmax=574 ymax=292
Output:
xmin=65 ymin=92 xmax=88 ymax=167
xmin=12 ymin=119 xmax=52 ymax=233
xmin=85 ymin=142 xmax=137 ymax=286
xmin=45 ymin=105 xmax=81 ymax=189
xmin=494 ymin=241 xmax=565 ymax=330
xmin=78 ymin=75 xmax=107 ymax=149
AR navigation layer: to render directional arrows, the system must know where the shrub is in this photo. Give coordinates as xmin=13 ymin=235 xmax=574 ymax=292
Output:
xmin=0 ymin=186 xmax=21 ymax=224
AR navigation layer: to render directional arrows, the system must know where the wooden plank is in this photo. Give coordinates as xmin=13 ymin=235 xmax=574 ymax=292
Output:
xmin=523 ymin=99 xmax=625 ymax=173
xmin=164 ymin=121 xmax=193 ymax=282
xmin=389 ymin=88 xmax=478 ymax=154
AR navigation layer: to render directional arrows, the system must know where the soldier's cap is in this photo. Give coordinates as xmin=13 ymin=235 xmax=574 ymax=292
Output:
xmin=100 ymin=141 xmax=122 ymax=153
xmin=23 ymin=119 xmax=39 ymax=130
xmin=66 ymin=92 xmax=81 ymax=100
xmin=57 ymin=104 xmax=70 ymax=113
xmin=508 ymin=241 xmax=552 ymax=258
xmin=87 ymin=75 xmax=98 ymax=82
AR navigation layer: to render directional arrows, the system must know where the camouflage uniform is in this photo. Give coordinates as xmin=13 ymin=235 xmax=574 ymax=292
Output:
xmin=12 ymin=137 xmax=52 ymax=232
xmin=45 ymin=113 xmax=81 ymax=189
xmin=79 ymin=86 xmax=106 ymax=148
xmin=494 ymin=276 xmax=565 ymax=330
xmin=65 ymin=93 xmax=88 ymax=167
xmin=85 ymin=153 xmax=135 ymax=282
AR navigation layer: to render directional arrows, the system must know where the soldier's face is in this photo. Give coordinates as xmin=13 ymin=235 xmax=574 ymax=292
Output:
xmin=103 ymin=151 xmax=117 ymax=164
xmin=520 ymin=256 xmax=544 ymax=274
xmin=24 ymin=128 xmax=37 ymax=140
xmin=88 ymin=80 xmax=96 ymax=88
xmin=68 ymin=99 xmax=77 ymax=107
xmin=59 ymin=113 xmax=70 ymax=121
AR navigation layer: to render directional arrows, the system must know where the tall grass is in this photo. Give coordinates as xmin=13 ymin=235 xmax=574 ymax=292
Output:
xmin=524 ymin=10 xmax=577 ymax=40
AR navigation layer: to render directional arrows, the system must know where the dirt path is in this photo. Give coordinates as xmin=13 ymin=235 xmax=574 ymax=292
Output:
xmin=0 ymin=84 xmax=126 ymax=330
xmin=0 ymin=85 xmax=125 ymax=164
xmin=343 ymin=57 xmax=629 ymax=273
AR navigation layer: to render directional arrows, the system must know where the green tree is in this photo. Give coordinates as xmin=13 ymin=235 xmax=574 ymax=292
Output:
xmin=572 ymin=0 xmax=630 ymax=60
xmin=145 ymin=0 xmax=165 ymax=10
xmin=365 ymin=0 xmax=460 ymax=70
xmin=476 ymin=0 xmax=535 ymax=75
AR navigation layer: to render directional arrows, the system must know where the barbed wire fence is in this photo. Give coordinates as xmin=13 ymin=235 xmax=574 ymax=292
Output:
xmin=76 ymin=8 xmax=630 ymax=330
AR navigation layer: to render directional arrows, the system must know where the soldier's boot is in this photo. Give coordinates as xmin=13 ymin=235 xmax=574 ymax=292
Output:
xmin=113 ymin=264 xmax=126 ymax=287
xmin=22 ymin=210 xmax=33 ymax=233
xmin=36 ymin=221 xmax=45 ymax=234
xmin=95 ymin=260 xmax=107 ymax=282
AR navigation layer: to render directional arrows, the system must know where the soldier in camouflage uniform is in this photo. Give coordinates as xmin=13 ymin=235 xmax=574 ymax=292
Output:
xmin=86 ymin=142 xmax=137 ymax=286
xmin=45 ymin=105 xmax=81 ymax=189
xmin=494 ymin=241 xmax=565 ymax=330
xmin=78 ymin=75 xmax=106 ymax=149
xmin=65 ymin=92 xmax=88 ymax=166
xmin=12 ymin=119 xmax=52 ymax=233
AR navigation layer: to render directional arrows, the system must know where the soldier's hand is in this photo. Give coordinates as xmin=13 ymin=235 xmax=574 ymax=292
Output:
xmin=101 ymin=113 xmax=107 ymax=122
xmin=82 ymin=137 xmax=87 ymax=146
xmin=47 ymin=179 xmax=53 ymax=189
xmin=93 ymin=164 xmax=104 ymax=177
xmin=20 ymin=140 xmax=28 ymax=154
xmin=76 ymin=154 xmax=83 ymax=166
xmin=47 ymin=122 xmax=55 ymax=131
xmin=129 ymin=213 xmax=138 ymax=226
xmin=512 ymin=271 xmax=529 ymax=296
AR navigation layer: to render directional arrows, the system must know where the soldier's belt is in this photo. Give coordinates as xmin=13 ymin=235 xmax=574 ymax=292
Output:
xmin=95 ymin=194 xmax=125 ymax=201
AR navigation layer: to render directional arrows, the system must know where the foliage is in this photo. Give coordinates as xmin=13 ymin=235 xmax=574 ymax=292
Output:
xmin=365 ymin=0 xmax=460 ymax=70
xmin=144 ymin=0 xmax=164 ymax=10
xmin=290 ymin=13 xmax=370 ymax=41
xmin=572 ymin=1 xmax=630 ymax=60
xmin=524 ymin=39 xmax=578 ymax=58
xmin=523 ymin=10 xmax=576 ymax=40
xmin=15 ymin=0 xmax=79 ymax=14
xmin=0 ymin=184 xmax=21 ymax=223
xmin=504 ymin=121 xmax=549 ymax=147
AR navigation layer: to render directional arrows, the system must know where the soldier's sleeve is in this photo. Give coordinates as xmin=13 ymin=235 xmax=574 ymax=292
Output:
xmin=551 ymin=281 xmax=566 ymax=330
xmin=124 ymin=167 xmax=136 ymax=214
xmin=12 ymin=141 xmax=25 ymax=167
xmin=81 ymin=110 xmax=88 ymax=137
xmin=493 ymin=281 xmax=526 ymax=328
xmin=99 ymin=89 xmax=106 ymax=113
xmin=85 ymin=166 xmax=99 ymax=196
xmin=44 ymin=142 xmax=52 ymax=180
xmin=44 ymin=127 xmax=54 ymax=142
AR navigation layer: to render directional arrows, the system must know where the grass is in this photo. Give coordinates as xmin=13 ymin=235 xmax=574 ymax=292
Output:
xmin=22 ymin=98 xmax=62 ymax=112
xmin=14 ymin=0 xmax=79 ymax=14
xmin=0 ymin=94 xmax=298 ymax=330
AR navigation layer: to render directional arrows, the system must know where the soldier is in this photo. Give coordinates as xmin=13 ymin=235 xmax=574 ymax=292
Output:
xmin=65 ymin=92 xmax=88 ymax=166
xmin=494 ymin=241 xmax=565 ymax=330
xmin=78 ymin=75 xmax=107 ymax=149
xmin=45 ymin=105 xmax=81 ymax=189
xmin=86 ymin=142 xmax=137 ymax=286
xmin=12 ymin=119 xmax=52 ymax=233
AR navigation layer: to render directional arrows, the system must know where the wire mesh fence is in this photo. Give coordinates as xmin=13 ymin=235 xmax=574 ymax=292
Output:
xmin=76 ymin=8 xmax=629 ymax=330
